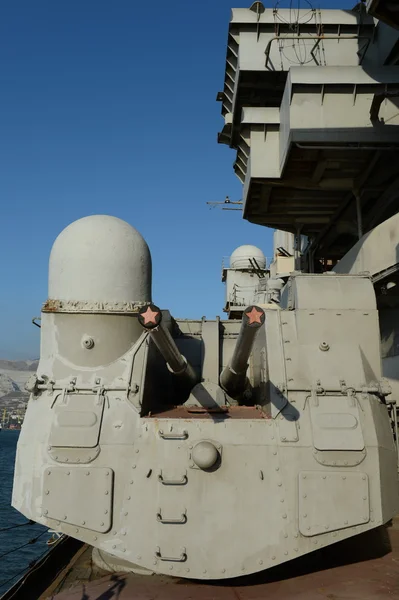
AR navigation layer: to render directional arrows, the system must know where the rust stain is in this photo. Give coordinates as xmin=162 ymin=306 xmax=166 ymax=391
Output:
xmin=43 ymin=299 xmax=63 ymax=312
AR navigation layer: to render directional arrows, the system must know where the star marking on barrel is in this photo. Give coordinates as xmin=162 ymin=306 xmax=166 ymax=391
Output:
xmin=245 ymin=306 xmax=264 ymax=325
xmin=141 ymin=306 xmax=160 ymax=326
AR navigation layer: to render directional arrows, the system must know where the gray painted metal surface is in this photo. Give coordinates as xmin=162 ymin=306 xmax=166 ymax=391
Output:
xmin=10 ymin=1 xmax=399 ymax=588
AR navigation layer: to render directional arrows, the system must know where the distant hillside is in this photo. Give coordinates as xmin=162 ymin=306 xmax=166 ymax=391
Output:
xmin=0 ymin=360 xmax=38 ymax=398
xmin=0 ymin=359 xmax=38 ymax=371
xmin=0 ymin=374 xmax=20 ymax=397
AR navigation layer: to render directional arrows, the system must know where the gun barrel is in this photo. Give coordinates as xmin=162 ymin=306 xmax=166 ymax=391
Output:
xmin=138 ymin=304 xmax=197 ymax=385
xmin=220 ymin=305 xmax=265 ymax=398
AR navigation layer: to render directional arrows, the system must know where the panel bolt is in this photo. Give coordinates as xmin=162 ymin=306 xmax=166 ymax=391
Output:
xmin=45 ymin=490 xmax=49 ymax=495
xmin=44 ymin=510 xmax=48 ymax=515
xmin=124 ymin=512 xmax=128 ymax=516
xmin=282 ymin=514 xmax=287 ymax=519
xmin=101 ymin=522 xmax=104 ymax=526
xmin=112 ymin=545 xmax=116 ymax=549
xmin=294 ymin=548 xmax=298 ymax=552
xmin=284 ymin=551 xmax=288 ymax=555
xmin=278 ymin=482 xmax=282 ymax=487
xmin=104 ymin=510 xmax=108 ymax=514
xmin=94 ymin=536 xmax=97 ymax=541
xmin=272 ymin=556 xmax=276 ymax=560
xmin=86 ymin=471 xmax=90 ymax=476
xmin=64 ymin=516 xmax=67 ymax=520
xmin=135 ymin=449 xmax=139 ymax=454
xmin=127 ymin=496 xmax=131 ymax=500
xmin=258 ymin=560 xmax=263 ymax=565
xmin=303 ymin=514 xmax=307 ymax=518
xmin=275 ymin=467 xmax=279 ymax=472
xmin=170 ymin=566 xmax=173 ymax=571
xmin=82 ymin=521 xmax=85 ymax=525
xmin=105 ymin=491 xmax=109 ymax=495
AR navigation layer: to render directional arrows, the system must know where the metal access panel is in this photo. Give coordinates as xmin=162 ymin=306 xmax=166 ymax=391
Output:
xmin=49 ymin=393 xmax=105 ymax=448
xmin=42 ymin=467 xmax=113 ymax=533
xmin=299 ymin=471 xmax=369 ymax=536
xmin=309 ymin=396 xmax=365 ymax=451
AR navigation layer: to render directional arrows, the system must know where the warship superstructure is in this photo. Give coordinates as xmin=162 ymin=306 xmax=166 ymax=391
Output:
xmin=9 ymin=0 xmax=399 ymax=592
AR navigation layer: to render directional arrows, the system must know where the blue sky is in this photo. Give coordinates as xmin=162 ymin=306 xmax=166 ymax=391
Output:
xmin=0 ymin=0 xmax=345 ymax=359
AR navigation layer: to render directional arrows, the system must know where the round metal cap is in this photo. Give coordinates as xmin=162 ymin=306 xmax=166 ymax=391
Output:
xmin=192 ymin=441 xmax=219 ymax=470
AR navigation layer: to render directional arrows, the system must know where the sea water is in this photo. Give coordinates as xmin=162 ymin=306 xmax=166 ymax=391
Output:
xmin=0 ymin=431 xmax=48 ymax=596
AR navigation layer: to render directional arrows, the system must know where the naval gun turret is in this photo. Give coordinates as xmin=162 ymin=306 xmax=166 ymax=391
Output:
xmin=11 ymin=0 xmax=399 ymax=584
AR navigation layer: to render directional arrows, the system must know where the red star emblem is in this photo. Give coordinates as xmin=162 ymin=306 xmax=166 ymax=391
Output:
xmin=245 ymin=306 xmax=264 ymax=325
xmin=141 ymin=306 xmax=160 ymax=326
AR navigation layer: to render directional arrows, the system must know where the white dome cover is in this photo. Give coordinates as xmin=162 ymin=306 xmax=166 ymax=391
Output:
xmin=230 ymin=245 xmax=266 ymax=270
xmin=48 ymin=215 xmax=152 ymax=304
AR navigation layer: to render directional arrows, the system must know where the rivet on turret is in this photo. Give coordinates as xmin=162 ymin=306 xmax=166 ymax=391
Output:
xmin=45 ymin=490 xmax=49 ymax=495
xmin=64 ymin=516 xmax=67 ymax=520
xmin=284 ymin=551 xmax=288 ymax=555
xmin=104 ymin=510 xmax=108 ymax=514
xmin=130 ymin=480 xmax=134 ymax=484
xmin=278 ymin=482 xmax=282 ymax=487
xmin=82 ymin=521 xmax=85 ymax=525
xmin=124 ymin=512 xmax=128 ymax=516
xmin=105 ymin=491 xmax=109 ymax=495
xmin=112 ymin=545 xmax=116 ymax=549
xmin=258 ymin=560 xmax=263 ymax=565
xmin=203 ymin=569 xmax=207 ymax=574
xmin=272 ymin=556 xmax=276 ymax=560
xmin=275 ymin=467 xmax=279 ymax=471
xmin=282 ymin=514 xmax=287 ymax=519
xmin=294 ymin=548 xmax=298 ymax=552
